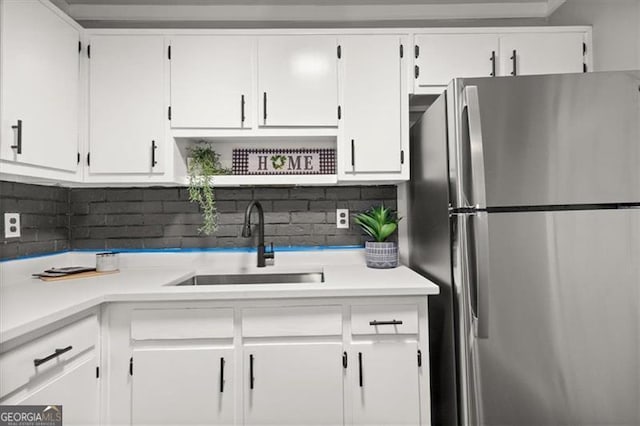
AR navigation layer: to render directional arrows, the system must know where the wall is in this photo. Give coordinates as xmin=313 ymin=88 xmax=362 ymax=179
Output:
xmin=549 ymin=0 xmax=640 ymax=71
xmin=0 ymin=181 xmax=396 ymax=260
xmin=0 ymin=181 xmax=70 ymax=260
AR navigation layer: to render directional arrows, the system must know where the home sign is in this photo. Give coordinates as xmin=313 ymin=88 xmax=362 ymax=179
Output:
xmin=232 ymin=148 xmax=336 ymax=175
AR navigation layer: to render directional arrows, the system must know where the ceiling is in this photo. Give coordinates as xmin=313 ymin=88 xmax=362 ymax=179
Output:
xmin=54 ymin=0 xmax=567 ymax=26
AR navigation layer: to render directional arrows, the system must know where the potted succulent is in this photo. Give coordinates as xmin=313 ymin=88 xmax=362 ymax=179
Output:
xmin=354 ymin=204 xmax=401 ymax=269
xmin=187 ymin=142 xmax=231 ymax=235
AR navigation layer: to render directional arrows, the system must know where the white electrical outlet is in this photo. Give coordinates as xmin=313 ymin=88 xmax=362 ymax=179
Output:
xmin=336 ymin=209 xmax=349 ymax=229
xmin=4 ymin=213 xmax=20 ymax=238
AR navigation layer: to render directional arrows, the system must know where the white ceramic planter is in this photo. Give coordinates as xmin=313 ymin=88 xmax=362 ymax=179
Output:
xmin=364 ymin=241 xmax=398 ymax=269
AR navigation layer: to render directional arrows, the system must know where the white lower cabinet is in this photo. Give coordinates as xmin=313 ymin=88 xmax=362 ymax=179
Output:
xmin=244 ymin=343 xmax=344 ymax=425
xmin=350 ymin=341 xmax=421 ymax=425
xmin=12 ymin=356 xmax=100 ymax=426
xmin=104 ymin=298 xmax=431 ymax=426
xmin=131 ymin=347 xmax=234 ymax=425
xmin=0 ymin=313 xmax=100 ymax=425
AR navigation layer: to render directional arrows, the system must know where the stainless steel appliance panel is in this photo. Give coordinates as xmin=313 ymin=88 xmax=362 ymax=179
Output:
xmin=408 ymin=95 xmax=459 ymax=426
xmin=459 ymin=208 xmax=640 ymax=425
xmin=457 ymin=71 xmax=640 ymax=208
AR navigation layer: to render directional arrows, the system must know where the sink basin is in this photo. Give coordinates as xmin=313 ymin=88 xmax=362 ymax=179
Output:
xmin=174 ymin=272 xmax=324 ymax=286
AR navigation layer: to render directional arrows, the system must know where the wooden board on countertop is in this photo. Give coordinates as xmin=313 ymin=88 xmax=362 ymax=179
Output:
xmin=39 ymin=270 xmax=120 ymax=282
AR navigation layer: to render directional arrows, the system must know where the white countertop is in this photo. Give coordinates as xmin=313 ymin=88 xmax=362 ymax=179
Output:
xmin=0 ymin=249 xmax=439 ymax=344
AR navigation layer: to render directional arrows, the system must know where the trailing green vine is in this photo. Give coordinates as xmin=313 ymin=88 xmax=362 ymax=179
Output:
xmin=187 ymin=142 xmax=231 ymax=235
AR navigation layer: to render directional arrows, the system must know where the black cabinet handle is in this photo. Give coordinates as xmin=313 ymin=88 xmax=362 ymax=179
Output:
xmin=241 ymin=95 xmax=246 ymax=124
xmin=510 ymin=50 xmax=517 ymax=76
xmin=249 ymin=354 xmax=255 ymax=389
xmin=263 ymin=92 xmax=267 ymax=121
xmin=342 ymin=351 xmax=348 ymax=368
xmin=11 ymin=119 xmax=22 ymax=154
xmin=351 ymin=139 xmax=355 ymax=167
xmin=34 ymin=345 xmax=72 ymax=367
xmin=414 ymin=65 xmax=420 ymax=79
xmin=490 ymin=50 xmax=497 ymax=76
xmin=220 ymin=357 xmax=225 ymax=393
xmin=369 ymin=319 xmax=403 ymax=326
xmin=358 ymin=352 xmax=363 ymax=387
xmin=151 ymin=140 xmax=157 ymax=167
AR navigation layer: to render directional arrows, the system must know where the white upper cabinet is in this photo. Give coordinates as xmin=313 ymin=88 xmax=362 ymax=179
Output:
xmin=415 ymin=34 xmax=499 ymax=88
xmin=258 ymin=36 xmax=338 ymax=127
xmin=0 ymin=0 xmax=79 ymax=173
xmin=338 ymin=35 xmax=405 ymax=178
xmin=412 ymin=29 xmax=589 ymax=94
xmin=499 ymin=32 xmax=585 ymax=76
xmin=88 ymin=35 xmax=166 ymax=174
xmin=170 ymin=36 xmax=253 ymax=129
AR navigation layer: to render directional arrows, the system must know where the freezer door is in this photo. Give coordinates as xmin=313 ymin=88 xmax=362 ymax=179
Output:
xmin=457 ymin=208 xmax=640 ymax=426
xmin=453 ymin=71 xmax=640 ymax=208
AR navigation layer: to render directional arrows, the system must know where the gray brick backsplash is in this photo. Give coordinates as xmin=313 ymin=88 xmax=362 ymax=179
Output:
xmin=1 ymin=181 xmax=396 ymax=259
xmin=1 ymin=181 xmax=69 ymax=260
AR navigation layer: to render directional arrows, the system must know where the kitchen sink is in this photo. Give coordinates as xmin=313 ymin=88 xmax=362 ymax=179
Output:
xmin=174 ymin=272 xmax=324 ymax=286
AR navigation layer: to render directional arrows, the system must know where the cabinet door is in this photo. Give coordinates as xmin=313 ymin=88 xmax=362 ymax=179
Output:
xmin=244 ymin=343 xmax=344 ymax=425
xmin=7 ymin=357 xmax=99 ymax=426
xmin=351 ymin=341 xmax=421 ymax=425
xmin=499 ymin=32 xmax=585 ymax=76
xmin=258 ymin=36 xmax=338 ymax=127
xmin=131 ymin=347 xmax=234 ymax=425
xmin=415 ymin=34 xmax=499 ymax=87
xmin=339 ymin=35 xmax=403 ymax=174
xmin=88 ymin=35 xmax=165 ymax=174
xmin=170 ymin=36 xmax=253 ymax=129
xmin=0 ymin=0 xmax=79 ymax=172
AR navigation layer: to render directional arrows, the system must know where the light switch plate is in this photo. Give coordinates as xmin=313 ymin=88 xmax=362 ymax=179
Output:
xmin=4 ymin=213 xmax=20 ymax=238
xmin=336 ymin=209 xmax=349 ymax=229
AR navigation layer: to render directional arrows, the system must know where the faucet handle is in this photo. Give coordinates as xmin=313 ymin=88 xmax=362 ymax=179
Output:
xmin=265 ymin=242 xmax=275 ymax=260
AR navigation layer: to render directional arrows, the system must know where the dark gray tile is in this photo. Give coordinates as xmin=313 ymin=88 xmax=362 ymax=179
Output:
xmin=144 ymin=237 xmax=181 ymax=249
xmin=326 ymin=187 xmax=360 ymax=200
xmin=91 ymin=202 xmax=143 ymax=214
xmin=291 ymin=212 xmax=326 ymax=224
xmin=290 ymin=235 xmax=327 ymax=246
xmin=309 ymin=200 xmax=337 ymax=211
xmin=254 ymin=188 xmax=290 ymax=200
xmin=106 ymin=239 xmax=145 ymax=249
xmin=326 ymin=234 xmax=364 ymax=246
xmin=143 ymin=188 xmax=180 ymax=201
xmin=163 ymin=201 xmax=199 ymax=213
xmin=105 ymin=214 xmax=144 ymax=226
xmin=272 ymin=200 xmax=308 ymax=212
xmin=215 ymin=188 xmax=253 ymax=201
xmin=70 ymin=189 xmax=106 ymax=203
xmin=361 ymin=186 xmax=396 ymax=200
xmin=106 ymin=188 xmax=143 ymax=201
xmin=276 ymin=224 xmax=312 ymax=236
xmin=289 ymin=187 xmax=325 ymax=200
xmin=164 ymin=224 xmax=201 ymax=237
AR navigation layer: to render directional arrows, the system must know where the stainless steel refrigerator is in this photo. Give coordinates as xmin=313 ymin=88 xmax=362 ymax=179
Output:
xmin=406 ymin=71 xmax=640 ymax=426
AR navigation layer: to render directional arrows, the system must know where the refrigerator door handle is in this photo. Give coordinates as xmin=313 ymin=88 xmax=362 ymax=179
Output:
xmin=463 ymin=85 xmax=488 ymax=210
xmin=470 ymin=211 xmax=490 ymax=339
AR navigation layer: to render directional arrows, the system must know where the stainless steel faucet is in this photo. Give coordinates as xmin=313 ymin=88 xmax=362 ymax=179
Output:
xmin=242 ymin=200 xmax=274 ymax=267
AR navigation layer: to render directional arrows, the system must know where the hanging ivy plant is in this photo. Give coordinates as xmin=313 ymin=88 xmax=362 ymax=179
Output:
xmin=187 ymin=142 xmax=231 ymax=235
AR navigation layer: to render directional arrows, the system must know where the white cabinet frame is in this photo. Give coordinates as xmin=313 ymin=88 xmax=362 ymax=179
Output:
xmin=102 ymin=296 xmax=432 ymax=426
